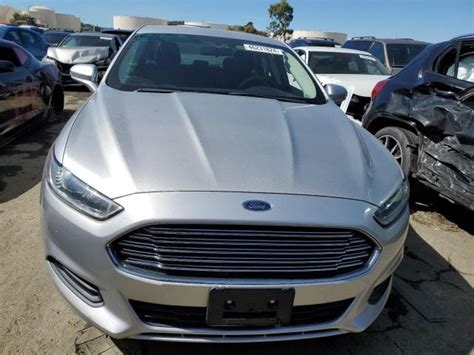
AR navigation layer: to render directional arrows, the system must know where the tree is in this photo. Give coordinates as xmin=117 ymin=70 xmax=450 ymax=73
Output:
xmin=81 ymin=22 xmax=101 ymax=32
xmin=228 ymin=22 xmax=268 ymax=37
xmin=11 ymin=12 xmax=30 ymax=24
xmin=268 ymin=0 xmax=294 ymax=40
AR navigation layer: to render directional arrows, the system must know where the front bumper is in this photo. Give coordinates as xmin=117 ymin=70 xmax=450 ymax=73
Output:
xmin=41 ymin=185 xmax=408 ymax=342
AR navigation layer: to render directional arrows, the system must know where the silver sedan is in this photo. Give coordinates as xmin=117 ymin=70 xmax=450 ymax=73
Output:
xmin=41 ymin=25 xmax=409 ymax=343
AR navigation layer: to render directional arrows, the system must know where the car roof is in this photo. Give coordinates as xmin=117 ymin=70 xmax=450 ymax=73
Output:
xmin=72 ymin=32 xmax=117 ymax=38
xmin=375 ymin=38 xmax=429 ymax=44
xmin=102 ymin=28 xmax=133 ymax=34
xmin=294 ymin=46 xmax=373 ymax=55
xmin=291 ymin=38 xmax=336 ymax=42
xmin=347 ymin=37 xmax=429 ymax=45
xmin=136 ymin=25 xmax=286 ymax=48
xmin=44 ymin=30 xmax=70 ymax=34
xmin=0 ymin=25 xmax=38 ymax=33
xmin=451 ymin=33 xmax=474 ymax=41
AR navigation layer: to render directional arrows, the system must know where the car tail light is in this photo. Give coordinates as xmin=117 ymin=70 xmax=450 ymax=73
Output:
xmin=371 ymin=79 xmax=389 ymax=100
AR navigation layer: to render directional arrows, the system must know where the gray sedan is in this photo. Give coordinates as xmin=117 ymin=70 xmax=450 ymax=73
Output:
xmin=40 ymin=25 xmax=409 ymax=343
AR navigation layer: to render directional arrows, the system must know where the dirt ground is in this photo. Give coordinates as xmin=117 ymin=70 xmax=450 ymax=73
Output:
xmin=0 ymin=90 xmax=472 ymax=355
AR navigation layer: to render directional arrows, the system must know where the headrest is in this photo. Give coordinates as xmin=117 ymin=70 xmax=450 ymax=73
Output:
xmin=157 ymin=41 xmax=181 ymax=66
xmin=233 ymin=51 xmax=253 ymax=73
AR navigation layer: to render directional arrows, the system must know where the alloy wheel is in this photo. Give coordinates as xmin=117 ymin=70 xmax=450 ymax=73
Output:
xmin=378 ymin=135 xmax=403 ymax=166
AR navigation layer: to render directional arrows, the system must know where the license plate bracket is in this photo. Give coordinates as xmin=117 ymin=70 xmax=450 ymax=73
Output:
xmin=206 ymin=288 xmax=295 ymax=327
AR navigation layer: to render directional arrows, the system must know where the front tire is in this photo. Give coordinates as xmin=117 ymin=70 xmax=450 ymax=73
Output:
xmin=375 ymin=126 xmax=417 ymax=176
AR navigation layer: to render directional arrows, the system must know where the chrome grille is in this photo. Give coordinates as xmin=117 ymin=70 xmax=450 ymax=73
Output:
xmin=109 ymin=225 xmax=377 ymax=279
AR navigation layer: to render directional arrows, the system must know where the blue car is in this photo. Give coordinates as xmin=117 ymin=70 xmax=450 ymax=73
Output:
xmin=0 ymin=26 xmax=48 ymax=60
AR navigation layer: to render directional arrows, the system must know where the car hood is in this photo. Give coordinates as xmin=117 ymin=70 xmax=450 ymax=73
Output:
xmin=46 ymin=46 xmax=109 ymax=64
xmin=317 ymin=74 xmax=390 ymax=97
xmin=59 ymin=85 xmax=401 ymax=205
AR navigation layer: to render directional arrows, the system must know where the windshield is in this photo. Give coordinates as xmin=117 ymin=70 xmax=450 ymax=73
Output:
xmin=106 ymin=33 xmax=324 ymax=104
xmin=61 ymin=35 xmax=112 ymax=48
xmin=44 ymin=32 xmax=69 ymax=44
xmin=308 ymin=51 xmax=389 ymax=75
xmin=386 ymin=43 xmax=427 ymax=67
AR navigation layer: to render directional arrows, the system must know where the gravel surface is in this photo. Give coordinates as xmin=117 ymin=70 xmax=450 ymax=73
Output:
xmin=0 ymin=90 xmax=472 ymax=354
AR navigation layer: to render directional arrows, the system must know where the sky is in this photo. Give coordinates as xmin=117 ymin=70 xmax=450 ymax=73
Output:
xmin=4 ymin=0 xmax=474 ymax=42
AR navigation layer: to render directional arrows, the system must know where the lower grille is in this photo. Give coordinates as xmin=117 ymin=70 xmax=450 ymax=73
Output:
xmin=130 ymin=298 xmax=354 ymax=328
xmin=109 ymin=225 xmax=377 ymax=279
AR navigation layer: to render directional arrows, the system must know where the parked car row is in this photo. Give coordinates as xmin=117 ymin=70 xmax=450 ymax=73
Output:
xmin=0 ymin=25 xmax=49 ymax=60
xmin=42 ymin=32 xmax=124 ymax=85
xmin=1 ymin=24 xmax=471 ymax=214
xmin=0 ymin=25 xmax=132 ymax=80
xmin=0 ymin=26 xmax=130 ymax=147
xmin=294 ymin=46 xmax=390 ymax=120
xmin=294 ymin=34 xmax=473 ymax=211
xmin=0 ymin=39 xmax=63 ymax=147
xmin=290 ymin=36 xmax=430 ymax=122
xmin=342 ymin=36 xmax=429 ymax=74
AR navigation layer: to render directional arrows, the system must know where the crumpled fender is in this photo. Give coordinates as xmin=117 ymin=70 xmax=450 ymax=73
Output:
xmin=385 ymin=87 xmax=474 ymax=210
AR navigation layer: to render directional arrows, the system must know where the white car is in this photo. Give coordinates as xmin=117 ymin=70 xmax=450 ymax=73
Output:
xmin=295 ymin=46 xmax=390 ymax=120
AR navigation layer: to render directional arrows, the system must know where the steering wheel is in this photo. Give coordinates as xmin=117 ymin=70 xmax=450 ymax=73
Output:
xmin=237 ymin=76 xmax=277 ymax=90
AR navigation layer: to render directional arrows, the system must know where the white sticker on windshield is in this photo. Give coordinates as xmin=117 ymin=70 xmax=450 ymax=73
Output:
xmin=100 ymin=37 xmax=112 ymax=41
xmin=244 ymin=44 xmax=283 ymax=55
xmin=359 ymin=54 xmax=376 ymax=61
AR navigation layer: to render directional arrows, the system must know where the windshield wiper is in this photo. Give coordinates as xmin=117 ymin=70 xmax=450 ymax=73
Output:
xmin=136 ymin=87 xmax=213 ymax=94
xmin=135 ymin=88 xmax=312 ymax=103
xmin=136 ymin=88 xmax=178 ymax=93
xmin=224 ymin=91 xmax=311 ymax=104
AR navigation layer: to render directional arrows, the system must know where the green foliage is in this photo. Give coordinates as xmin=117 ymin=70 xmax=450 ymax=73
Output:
xmin=11 ymin=12 xmax=30 ymax=24
xmin=228 ymin=22 xmax=268 ymax=37
xmin=81 ymin=22 xmax=101 ymax=32
xmin=268 ymin=0 xmax=294 ymax=40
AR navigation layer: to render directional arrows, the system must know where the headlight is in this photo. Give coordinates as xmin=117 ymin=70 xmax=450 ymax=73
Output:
xmin=374 ymin=178 xmax=409 ymax=226
xmin=47 ymin=154 xmax=123 ymax=220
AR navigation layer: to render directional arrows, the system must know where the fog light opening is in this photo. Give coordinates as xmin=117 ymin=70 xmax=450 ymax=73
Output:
xmin=368 ymin=276 xmax=392 ymax=305
xmin=48 ymin=257 xmax=104 ymax=307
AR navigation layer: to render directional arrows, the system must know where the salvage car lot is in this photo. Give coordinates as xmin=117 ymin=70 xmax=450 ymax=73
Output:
xmin=0 ymin=90 xmax=472 ymax=354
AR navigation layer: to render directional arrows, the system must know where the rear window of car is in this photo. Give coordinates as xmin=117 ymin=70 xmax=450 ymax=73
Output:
xmin=386 ymin=43 xmax=427 ymax=67
xmin=61 ymin=35 xmax=112 ymax=48
xmin=307 ymin=40 xmax=337 ymax=47
xmin=342 ymin=40 xmax=373 ymax=51
xmin=308 ymin=51 xmax=389 ymax=75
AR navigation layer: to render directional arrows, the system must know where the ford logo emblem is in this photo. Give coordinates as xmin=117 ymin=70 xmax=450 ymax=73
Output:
xmin=242 ymin=200 xmax=272 ymax=212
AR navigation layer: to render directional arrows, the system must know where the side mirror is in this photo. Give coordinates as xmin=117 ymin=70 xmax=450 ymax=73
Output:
xmin=325 ymin=84 xmax=348 ymax=106
xmin=70 ymin=64 xmax=98 ymax=92
xmin=0 ymin=60 xmax=16 ymax=73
